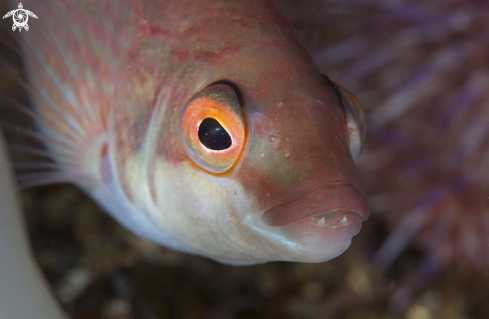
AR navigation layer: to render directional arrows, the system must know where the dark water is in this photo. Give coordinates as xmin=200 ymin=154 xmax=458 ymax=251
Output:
xmin=1 ymin=1 xmax=489 ymax=318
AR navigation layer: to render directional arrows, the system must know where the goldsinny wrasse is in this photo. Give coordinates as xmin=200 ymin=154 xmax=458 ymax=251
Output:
xmin=6 ymin=0 xmax=369 ymax=265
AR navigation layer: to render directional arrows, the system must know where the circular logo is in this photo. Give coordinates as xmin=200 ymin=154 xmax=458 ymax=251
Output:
xmin=13 ymin=9 xmax=28 ymax=28
xmin=2 ymin=3 xmax=38 ymax=32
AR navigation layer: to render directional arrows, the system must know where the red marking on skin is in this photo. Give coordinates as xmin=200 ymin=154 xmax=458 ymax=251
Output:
xmin=139 ymin=21 xmax=172 ymax=37
xmin=100 ymin=143 xmax=112 ymax=185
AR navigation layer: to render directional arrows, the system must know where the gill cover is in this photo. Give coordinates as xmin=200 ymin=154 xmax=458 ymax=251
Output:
xmin=181 ymin=84 xmax=246 ymax=173
xmin=334 ymin=83 xmax=367 ymax=159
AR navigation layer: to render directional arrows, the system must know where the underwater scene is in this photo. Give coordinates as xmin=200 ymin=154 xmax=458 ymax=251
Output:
xmin=0 ymin=0 xmax=488 ymax=318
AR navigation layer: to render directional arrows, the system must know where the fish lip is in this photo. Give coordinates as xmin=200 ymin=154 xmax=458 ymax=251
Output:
xmin=261 ymin=182 xmax=369 ymax=227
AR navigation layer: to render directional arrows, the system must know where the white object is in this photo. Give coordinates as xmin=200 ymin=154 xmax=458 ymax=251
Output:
xmin=0 ymin=133 xmax=66 ymax=319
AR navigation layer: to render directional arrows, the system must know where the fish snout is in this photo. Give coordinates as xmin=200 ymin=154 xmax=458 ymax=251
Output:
xmin=260 ymin=182 xmax=369 ymax=262
xmin=262 ymin=182 xmax=369 ymax=227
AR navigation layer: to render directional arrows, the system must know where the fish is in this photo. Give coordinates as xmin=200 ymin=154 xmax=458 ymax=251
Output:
xmin=3 ymin=0 xmax=369 ymax=266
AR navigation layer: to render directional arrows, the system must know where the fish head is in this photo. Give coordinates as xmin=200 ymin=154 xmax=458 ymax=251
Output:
xmin=164 ymin=44 xmax=367 ymax=264
xmin=103 ymin=1 xmax=369 ymax=265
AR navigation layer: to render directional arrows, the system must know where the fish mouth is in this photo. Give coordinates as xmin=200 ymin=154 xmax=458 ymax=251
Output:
xmin=262 ymin=182 xmax=369 ymax=228
xmin=259 ymin=182 xmax=369 ymax=262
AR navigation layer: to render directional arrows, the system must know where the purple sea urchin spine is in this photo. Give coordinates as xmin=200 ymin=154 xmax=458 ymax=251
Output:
xmin=314 ymin=0 xmax=489 ymax=270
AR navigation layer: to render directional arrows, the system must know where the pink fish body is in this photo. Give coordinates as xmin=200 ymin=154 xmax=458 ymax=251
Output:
xmin=15 ymin=0 xmax=369 ymax=265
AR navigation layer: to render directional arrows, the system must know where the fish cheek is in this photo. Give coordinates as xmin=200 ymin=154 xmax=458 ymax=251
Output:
xmin=247 ymin=136 xmax=300 ymax=186
xmin=235 ymin=100 xmax=355 ymax=215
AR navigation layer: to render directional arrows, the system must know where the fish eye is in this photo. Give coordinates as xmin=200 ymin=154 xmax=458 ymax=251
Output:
xmin=198 ymin=118 xmax=232 ymax=150
xmin=181 ymin=84 xmax=245 ymax=173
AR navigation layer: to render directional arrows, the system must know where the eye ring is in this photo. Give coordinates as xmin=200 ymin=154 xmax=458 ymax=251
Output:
xmin=181 ymin=84 xmax=245 ymax=173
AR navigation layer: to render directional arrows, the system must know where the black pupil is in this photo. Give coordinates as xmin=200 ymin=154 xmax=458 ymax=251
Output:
xmin=198 ymin=118 xmax=232 ymax=150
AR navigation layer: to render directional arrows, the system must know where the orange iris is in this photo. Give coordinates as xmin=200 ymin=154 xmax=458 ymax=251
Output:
xmin=181 ymin=85 xmax=245 ymax=173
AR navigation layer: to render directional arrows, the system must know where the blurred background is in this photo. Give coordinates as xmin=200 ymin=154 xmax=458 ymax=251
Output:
xmin=1 ymin=0 xmax=489 ymax=318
